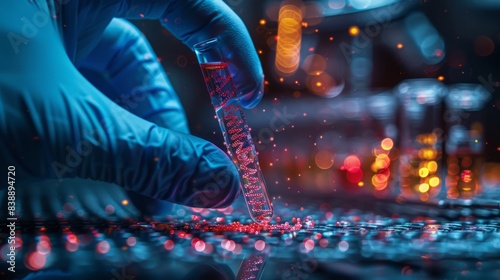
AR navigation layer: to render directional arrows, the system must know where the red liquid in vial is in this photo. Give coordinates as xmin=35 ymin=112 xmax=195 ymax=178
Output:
xmin=200 ymin=62 xmax=273 ymax=223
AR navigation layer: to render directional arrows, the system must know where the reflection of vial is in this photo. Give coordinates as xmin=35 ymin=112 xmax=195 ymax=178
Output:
xmin=194 ymin=38 xmax=273 ymax=223
xmin=396 ymin=79 xmax=446 ymax=201
xmin=236 ymin=253 xmax=267 ymax=280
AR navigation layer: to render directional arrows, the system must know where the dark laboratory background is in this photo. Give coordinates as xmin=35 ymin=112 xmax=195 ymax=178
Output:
xmin=131 ymin=0 xmax=500 ymax=202
xmin=2 ymin=1 xmax=500 ymax=279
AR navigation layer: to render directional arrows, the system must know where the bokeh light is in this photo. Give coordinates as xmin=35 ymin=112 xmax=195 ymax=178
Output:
xmin=255 ymin=240 xmax=266 ymax=251
xmin=338 ymin=240 xmax=349 ymax=252
xmin=315 ymin=150 xmax=334 ymax=170
xmin=301 ymin=54 xmax=327 ymax=75
xmin=381 ymin=138 xmax=394 ymax=150
xmin=275 ymin=4 xmax=302 ymax=75
xmin=344 ymin=155 xmax=361 ymax=170
xmin=126 ymin=237 xmax=137 ymax=247
xmin=349 ymin=26 xmax=360 ymax=36
xmin=26 ymin=252 xmax=46 ymax=271
xmin=164 ymin=240 xmax=175 ymax=251
xmin=301 ymin=2 xmax=324 ymax=26
xmin=328 ymin=0 xmax=346 ymax=9
xmin=96 ymin=240 xmax=110 ymax=254
xmin=474 ymin=35 xmax=494 ymax=56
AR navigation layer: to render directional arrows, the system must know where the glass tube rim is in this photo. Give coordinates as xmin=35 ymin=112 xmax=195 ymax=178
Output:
xmin=193 ymin=37 xmax=220 ymax=52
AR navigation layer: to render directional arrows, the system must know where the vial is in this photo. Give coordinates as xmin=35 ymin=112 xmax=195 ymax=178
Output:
xmin=194 ymin=38 xmax=273 ymax=223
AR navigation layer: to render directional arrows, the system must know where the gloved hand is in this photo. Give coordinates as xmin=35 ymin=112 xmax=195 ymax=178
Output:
xmin=0 ymin=0 xmax=264 ymax=209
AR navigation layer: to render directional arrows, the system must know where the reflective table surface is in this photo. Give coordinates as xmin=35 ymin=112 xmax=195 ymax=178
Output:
xmin=2 ymin=193 xmax=500 ymax=280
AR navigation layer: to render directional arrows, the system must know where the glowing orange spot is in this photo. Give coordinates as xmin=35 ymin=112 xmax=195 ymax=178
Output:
xmin=121 ymin=200 xmax=129 ymax=206
xmin=427 ymin=161 xmax=438 ymax=173
xmin=374 ymin=154 xmax=391 ymax=170
xmin=397 ymin=43 xmax=403 ymax=49
xmin=429 ymin=177 xmax=440 ymax=187
xmin=437 ymin=75 xmax=445 ymax=81
xmin=419 ymin=183 xmax=430 ymax=193
xmin=275 ymin=4 xmax=303 ymax=75
xmin=372 ymin=174 xmax=389 ymax=190
xmin=259 ymin=19 xmax=266 ymax=25
xmin=381 ymin=138 xmax=394 ymax=150
xmin=419 ymin=168 xmax=429 ymax=178
xmin=315 ymin=150 xmax=334 ymax=170
xmin=348 ymin=26 xmax=360 ymax=36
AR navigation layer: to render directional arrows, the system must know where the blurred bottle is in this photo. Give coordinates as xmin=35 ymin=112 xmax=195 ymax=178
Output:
xmin=396 ymin=79 xmax=447 ymax=202
xmin=444 ymin=84 xmax=491 ymax=199
xmin=315 ymin=92 xmax=397 ymax=198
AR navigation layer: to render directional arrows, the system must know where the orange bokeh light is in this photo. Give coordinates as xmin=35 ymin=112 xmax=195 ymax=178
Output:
xmin=275 ymin=4 xmax=302 ymax=75
xmin=381 ymin=138 xmax=394 ymax=150
xmin=349 ymin=26 xmax=360 ymax=36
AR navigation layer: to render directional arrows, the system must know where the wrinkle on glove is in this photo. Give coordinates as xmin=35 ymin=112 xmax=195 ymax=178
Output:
xmin=78 ymin=18 xmax=189 ymax=134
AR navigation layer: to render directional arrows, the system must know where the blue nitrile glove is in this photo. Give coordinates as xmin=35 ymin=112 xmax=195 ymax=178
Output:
xmin=77 ymin=18 xmax=192 ymax=216
xmin=77 ymin=18 xmax=190 ymax=135
xmin=0 ymin=1 xmax=263 ymax=208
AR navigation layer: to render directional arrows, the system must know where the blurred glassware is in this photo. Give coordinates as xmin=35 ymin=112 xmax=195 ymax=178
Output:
xmin=444 ymin=84 xmax=491 ymax=199
xmin=396 ymin=79 xmax=447 ymax=202
xmin=315 ymin=92 xmax=398 ymax=197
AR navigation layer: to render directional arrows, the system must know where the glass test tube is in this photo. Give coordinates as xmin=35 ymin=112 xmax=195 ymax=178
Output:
xmin=193 ymin=38 xmax=273 ymax=223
